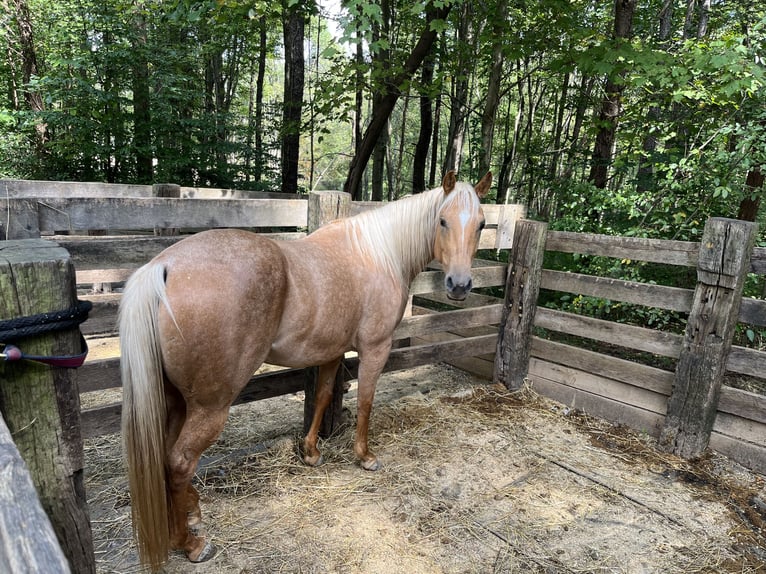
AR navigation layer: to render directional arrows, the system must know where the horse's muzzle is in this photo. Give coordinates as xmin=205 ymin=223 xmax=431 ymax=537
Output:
xmin=445 ymin=274 xmax=473 ymax=301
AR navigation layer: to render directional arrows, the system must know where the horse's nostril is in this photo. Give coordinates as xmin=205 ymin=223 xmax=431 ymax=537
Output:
xmin=466 ymin=278 xmax=473 ymax=292
xmin=446 ymin=276 xmax=454 ymax=289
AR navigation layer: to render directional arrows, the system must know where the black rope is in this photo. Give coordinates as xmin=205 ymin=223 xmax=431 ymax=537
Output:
xmin=0 ymin=300 xmax=92 ymax=343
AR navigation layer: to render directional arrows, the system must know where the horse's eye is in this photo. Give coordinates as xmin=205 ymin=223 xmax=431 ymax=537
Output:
xmin=479 ymin=220 xmax=486 ymax=231
xmin=439 ymin=218 xmax=447 ymax=228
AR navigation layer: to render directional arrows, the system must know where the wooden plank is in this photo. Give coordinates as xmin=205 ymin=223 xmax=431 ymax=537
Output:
xmin=718 ymin=385 xmax=766 ymax=426
xmin=529 ymin=358 xmax=669 ymax=416
xmin=393 ymin=304 xmax=503 ymax=339
xmin=493 ymin=204 xmax=527 ymax=249
xmin=383 ymin=334 xmax=498 ymax=373
xmin=739 ymin=297 xmax=766 ymax=327
xmin=76 ymin=268 xmax=133 ymax=284
xmin=726 ymin=345 xmax=766 ymax=379
xmin=708 ymin=433 xmax=766 ymax=475
xmin=416 ymin=291 xmax=503 ymax=309
xmin=410 ymin=264 xmax=506 ymax=295
xmin=750 ymin=246 xmax=766 ymax=274
xmin=29 ymin=197 xmax=307 ymax=232
xmin=0 ymin=414 xmax=70 ymax=574
xmin=534 ymin=307 xmax=683 ymax=358
xmin=78 ymin=357 xmax=121 ymax=393
xmin=527 ymin=362 xmax=667 ymax=437
xmin=79 ymin=293 xmax=120 ymax=336
xmin=713 ymin=411 xmax=766 ymax=447
xmin=545 ymin=230 xmax=699 ymax=267
xmin=541 ymin=269 xmax=694 ymax=312
xmin=0 ymin=199 xmax=39 ymax=239
xmin=530 ymin=337 xmax=674 ymax=396
xmin=0 ymin=179 xmax=306 ymax=200
xmin=0 ymin=179 xmax=151 ymax=198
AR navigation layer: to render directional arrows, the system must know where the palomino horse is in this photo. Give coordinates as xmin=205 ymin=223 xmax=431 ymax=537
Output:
xmin=120 ymin=171 xmax=491 ymax=570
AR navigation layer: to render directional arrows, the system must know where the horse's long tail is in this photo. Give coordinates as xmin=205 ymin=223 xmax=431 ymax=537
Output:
xmin=119 ymin=262 xmax=173 ymax=571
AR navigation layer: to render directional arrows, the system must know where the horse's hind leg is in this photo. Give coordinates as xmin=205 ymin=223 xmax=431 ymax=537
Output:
xmin=167 ymin=406 xmax=229 ymax=563
xmin=303 ymin=357 xmax=342 ymax=466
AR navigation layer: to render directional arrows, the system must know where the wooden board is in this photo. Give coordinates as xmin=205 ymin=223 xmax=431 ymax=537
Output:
xmin=541 ymin=269 xmax=694 ymax=312
xmin=0 ymin=414 xmax=71 ymax=573
xmin=545 ymin=230 xmax=699 ymax=267
xmin=534 ymin=306 xmax=683 ymax=358
xmin=2 ymin=197 xmax=308 ymax=236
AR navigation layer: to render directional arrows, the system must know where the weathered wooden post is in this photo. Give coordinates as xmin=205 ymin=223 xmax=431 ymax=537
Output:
xmin=493 ymin=219 xmax=548 ymax=390
xmin=659 ymin=217 xmax=758 ymax=459
xmin=153 ymin=183 xmax=181 ymax=236
xmin=0 ymin=414 xmax=70 ymax=573
xmin=303 ymin=191 xmax=352 ymax=437
xmin=0 ymin=239 xmax=95 ymax=573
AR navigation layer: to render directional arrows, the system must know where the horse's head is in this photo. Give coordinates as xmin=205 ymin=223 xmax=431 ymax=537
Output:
xmin=434 ymin=171 xmax=492 ymax=301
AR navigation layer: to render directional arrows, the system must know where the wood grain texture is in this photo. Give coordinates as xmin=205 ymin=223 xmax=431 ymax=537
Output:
xmin=0 ymin=414 xmax=71 ymax=574
xmin=0 ymin=239 xmax=95 ymax=573
xmin=660 ymin=218 xmax=758 ymax=459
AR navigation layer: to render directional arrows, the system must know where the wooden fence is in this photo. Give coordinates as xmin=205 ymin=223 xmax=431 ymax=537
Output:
xmin=2 ymin=178 xmax=765 ymax=570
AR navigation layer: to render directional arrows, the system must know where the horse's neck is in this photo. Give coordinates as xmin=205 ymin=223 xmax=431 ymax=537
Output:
xmin=342 ymin=188 xmax=441 ymax=289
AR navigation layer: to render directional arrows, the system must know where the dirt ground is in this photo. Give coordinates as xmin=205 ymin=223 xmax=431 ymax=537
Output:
xmin=84 ymin=364 xmax=766 ymax=574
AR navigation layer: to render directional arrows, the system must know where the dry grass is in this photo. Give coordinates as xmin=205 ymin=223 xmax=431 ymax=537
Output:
xmin=84 ymin=365 xmax=766 ymax=573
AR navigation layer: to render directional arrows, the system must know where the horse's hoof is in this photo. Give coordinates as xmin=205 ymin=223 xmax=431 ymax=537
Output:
xmin=188 ymin=540 xmax=217 ymax=563
xmin=361 ymin=458 xmax=381 ymax=471
xmin=304 ymin=453 xmax=324 ymax=467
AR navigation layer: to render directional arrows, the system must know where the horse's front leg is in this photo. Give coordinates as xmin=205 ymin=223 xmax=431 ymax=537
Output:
xmin=354 ymin=343 xmax=391 ymax=471
xmin=303 ymin=357 xmax=342 ymax=466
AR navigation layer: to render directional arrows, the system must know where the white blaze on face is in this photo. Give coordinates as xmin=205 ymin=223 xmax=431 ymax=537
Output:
xmin=459 ymin=209 xmax=471 ymax=243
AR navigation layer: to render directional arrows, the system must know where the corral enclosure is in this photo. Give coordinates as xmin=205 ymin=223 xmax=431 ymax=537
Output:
xmin=1 ymin=179 xmax=766 ymax=572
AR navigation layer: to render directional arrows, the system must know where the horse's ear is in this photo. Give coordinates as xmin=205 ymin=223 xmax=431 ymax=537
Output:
xmin=442 ymin=170 xmax=457 ymax=194
xmin=474 ymin=172 xmax=492 ymax=198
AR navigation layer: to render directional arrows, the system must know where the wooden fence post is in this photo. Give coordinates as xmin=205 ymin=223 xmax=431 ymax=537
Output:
xmin=0 ymin=239 xmax=95 ymax=573
xmin=303 ymin=191 xmax=352 ymax=437
xmin=659 ymin=217 xmax=757 ymax=459
xmin=153 ymin=183 xmax=181 ymax=236
xmin=0 ymin=414 xmax=71 ymax=573
xmin=493 ymin=219 xmax=548 ymax=390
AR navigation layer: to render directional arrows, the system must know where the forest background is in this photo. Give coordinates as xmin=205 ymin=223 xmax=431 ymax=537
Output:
xmin=2 ymin=0 xmax=765 ymax=344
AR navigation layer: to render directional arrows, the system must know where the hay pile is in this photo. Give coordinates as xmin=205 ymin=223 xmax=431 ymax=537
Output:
xmin=85 ymin=364 xmax=765 ymax=573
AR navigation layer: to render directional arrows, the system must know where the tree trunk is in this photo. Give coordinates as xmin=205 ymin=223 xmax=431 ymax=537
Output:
xmin=281 ymin=4 xmax=305 ymax=194
xmin=343 ymin=5 xmax=450 ymax=199
xmin=737 ymin=167 xmax=763 ymax=222
xmin=587 ymin=0 xmax=637 ymax=191
xmin=132 ymin=6 xmax=152 ymax=184
xmin=370 ymin=0 xmax=391 ymax=202
xmin=10 ymin=0 xmax=47 ymax=147
xmin=478 ymin=0 xmax=507 ymax=178
xmin=636 ymin=0 xmax=673 ymax=192
xmin=254 ymin=16 xmax=268 ymax=183
xmin=412 ymin=50 xmax=435 ymax=193
xmin=442 ymin=3 xmax=473 ymax=175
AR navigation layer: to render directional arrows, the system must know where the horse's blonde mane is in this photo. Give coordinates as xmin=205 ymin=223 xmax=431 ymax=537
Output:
xmin=345 ymin=182 xmax=480 ymax=286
